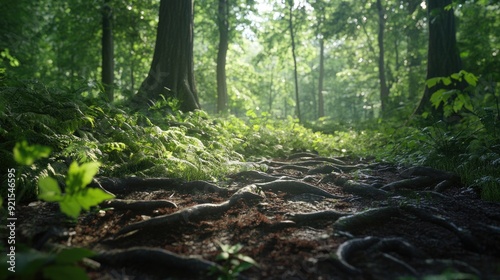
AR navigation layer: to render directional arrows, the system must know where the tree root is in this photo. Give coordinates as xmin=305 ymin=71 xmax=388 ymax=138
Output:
xmin=307 ymin=165 xmax=342 ymax=175
xmin=115 ymin=186 xmax=265 ymax=237
xmin=400 ymin=166 xmax=459 ymax=182
xmin=229 ymin=170 xmax=280 ymax=182
xmin=337 ymin=180 xmax=390 ymax=199
xmin=380 ymin=176 xmax=435 ymax=192
xmin=334 ymin=207 xmax=403 ymax=232
xmin=102 ymin=199 xmax=177 ymax=212
xmin=92 ymin=247 xmax=219 ymax=278
xmin=91 ymin=177 xmax=184 ymax=195
xmin=401 ymin=205 xmax=481 ymax=252
xmin=335 ymin=236 xmax=424 ymax=275
xmin=335 ymin=236 xmax=380 ymax=274
xmin=334 ymin=205 xmax=482 ymax=253
xmin=286 ymin=210 xmax=348 ymax=223
xmin=255 ymin=180 xmax=344 ymax=199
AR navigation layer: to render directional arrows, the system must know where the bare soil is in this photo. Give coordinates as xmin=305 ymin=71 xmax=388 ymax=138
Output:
xmin=16 ymin=154 xmax=500 ymax=279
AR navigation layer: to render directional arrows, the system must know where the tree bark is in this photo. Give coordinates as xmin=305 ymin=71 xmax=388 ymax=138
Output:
xmin=216 ymin=0 xmax=229 ymax=113
xmin=376 ymin=0 xmax=389 ymax=114
xmin=415 ymin=0 xmax=462 ymax=115
xmin=318 ymin=37 xmax=325 ymax=118
xmin=102 ymin=2 xmax=114 ymax=102
xmin=136 ymin=0 xmax=200 ymax=112
xmin=288 ymin=0 xmax=301 ymax=123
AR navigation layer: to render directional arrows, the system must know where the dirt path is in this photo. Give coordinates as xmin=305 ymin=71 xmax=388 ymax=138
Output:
xmin=18 ymin=153 xmax=500 ymax=279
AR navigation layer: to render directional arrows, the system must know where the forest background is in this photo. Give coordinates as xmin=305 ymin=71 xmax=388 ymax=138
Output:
xmin=1 ymin=0 xmax=500 ymax=203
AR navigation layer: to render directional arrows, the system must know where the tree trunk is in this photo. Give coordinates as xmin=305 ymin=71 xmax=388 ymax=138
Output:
xmin=216 ymin=0 xmax=229 ymax=114
xmin=376 ymin=0 xmax=389 ymax=114
xmin=288 ymin=0 xmax=301 ymax=123
xmin=318 ymin=37 xmax=325 ymax=118
xmin=415 ymin=0 xmax=462 ymax=115
xmin=102 ymin=2 xmax=114 ymax=102
xmin=136 ymin=0 xmax=200 ymax=112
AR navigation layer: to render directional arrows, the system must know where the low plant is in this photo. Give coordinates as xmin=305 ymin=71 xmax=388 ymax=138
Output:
xmin=209 ymin=242 xmax=259 ymax=280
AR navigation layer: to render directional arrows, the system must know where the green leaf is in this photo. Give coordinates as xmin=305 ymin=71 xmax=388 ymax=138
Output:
xmin=55 ymin=248 xmax=95 ymax=264
xmin=450 ymin=73 xmax=461 ymax=80
xmin=13 ymin=141 xmax=51 ymax=165
xmin=442 ymin=77 xmax=452 ymax=86
xmin=38 ymin=177 xmax=62 ymax=202
xmin=75 ymin=188 xmax=114 ymax=210
xmin=464 ymin=72 xmax=478 ymax=87
xmin=65 ymin=162 xmax=100 ymax=193
xmin=430 ymin=89 xmax=446 ymax=108
xmin=426 ymin=77 xmax=441 ymax=88
xmin=59 ymin=196 xmax=82 ymax=219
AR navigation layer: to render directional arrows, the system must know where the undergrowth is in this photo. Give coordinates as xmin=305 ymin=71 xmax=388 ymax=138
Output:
xmin=1 ymin=78 xmax=498 ymax=202
xmin=0 ymin=81 xmax=344 ymax=202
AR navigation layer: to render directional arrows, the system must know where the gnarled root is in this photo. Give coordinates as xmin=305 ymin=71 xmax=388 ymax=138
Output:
xmin=115 ymin=186 xmax=265 ymax=237
xmin=92 ymin=247 xmax=219 ymax=278
xmin=255 ymin=180 xmax=344 ymax=199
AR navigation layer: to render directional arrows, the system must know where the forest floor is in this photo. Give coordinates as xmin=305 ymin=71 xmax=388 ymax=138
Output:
xmin=17 ymin=153 xmax=500 ymax=280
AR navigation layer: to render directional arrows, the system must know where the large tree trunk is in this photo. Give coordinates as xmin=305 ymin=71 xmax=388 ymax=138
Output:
xmin=102 ymin=2 xmax=114 ymax=102
xmin=415 ymin=0 xmax=462 ymax=115
xmin=318 ymin=37 xmax=325 ymax=119
xmin=376 ymin=0 xmax=389 ymax=115
xmin=136 ymin=0 xmax=199 ymax=112
xmin=288 ymin=0 xmax=301 ymax=123
xmin=216 ymin=0 xmax=229 ymax=113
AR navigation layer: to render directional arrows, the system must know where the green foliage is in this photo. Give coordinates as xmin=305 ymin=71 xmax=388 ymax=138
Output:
xmin=0 ymin=247 xmax=94 ymax=280
xmin=427 ymin=70 xmax=479 ymax=117
xmin=13 ymin=140 xmax=51 ymax=166
xmin=38 ymin=161 xmax=114 ymax=219
xmin=209 ymin=242 xmax=259 ymax=280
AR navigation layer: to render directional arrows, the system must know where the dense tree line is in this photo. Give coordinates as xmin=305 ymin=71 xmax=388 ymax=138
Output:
xmin=1 ymin=0 xmax=499 ymax=123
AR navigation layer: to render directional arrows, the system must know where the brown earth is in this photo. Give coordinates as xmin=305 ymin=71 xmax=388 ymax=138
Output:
xmin=16 ymin=153 xmax=500 ymax=279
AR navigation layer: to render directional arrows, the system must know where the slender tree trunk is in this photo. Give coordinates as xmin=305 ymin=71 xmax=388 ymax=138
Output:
xmin=216 ymin=0 xmax=229 ymax=113
xmin=406 ymin=0 xmax=421 ymax=103
xmin=136 ymin=0 xmax=199 ymax=112
xmin=376 ymin=0 xmax=389 ymax=114
xmin=415 ymin=0 xmax=462 ymax=115
xmin=288 ymin=0 xmax=301 ymax=122
xmin=318 ymin=37 xmax=325 ymax=118
xmin=102 ymin=2 xmax=114 ymax=102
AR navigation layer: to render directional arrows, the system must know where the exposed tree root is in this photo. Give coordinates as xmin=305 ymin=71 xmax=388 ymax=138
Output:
xmin=335 ymin=236 xmax=424 ymax=275
xmin=115 ymin=186 xmax=265 ymax=237
xmin=400 ymin=166 xmax=459 ymax=182
xmin=335 ymin=236 xmax=380 ymax=274
xmin=334 ymin=207 xmax=403 ymax=232
xmin=181 ymin=180 xmax=229 ymax=195
xmin=274 ymin=164 xmax=311 ymax=173
xmin=255 ymin=180 xmax=344 ymax=199
xmin=102 ymin=199 xmax=177 ymax=212
xmin=91 ymin=177 xmax=183 ymax=194
xmin=336 ymin=179 xmax=390 ymax=199
xmin=307 ymin=165 xmax=342 ymax=175
xmin=400 ymin=205 xmax=481 ymax=252
xmin=381 ymin=176 xmax=436 ymax=192
xmin=91 ymin=177 xmax=229 ymax=196
xmin=92 ymin=247 xmax=219 ymax=278
xmin=286 ymin=210 xmax=348 ymax=223
xmin=229 ymin=170 xmax=280 ymax=182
